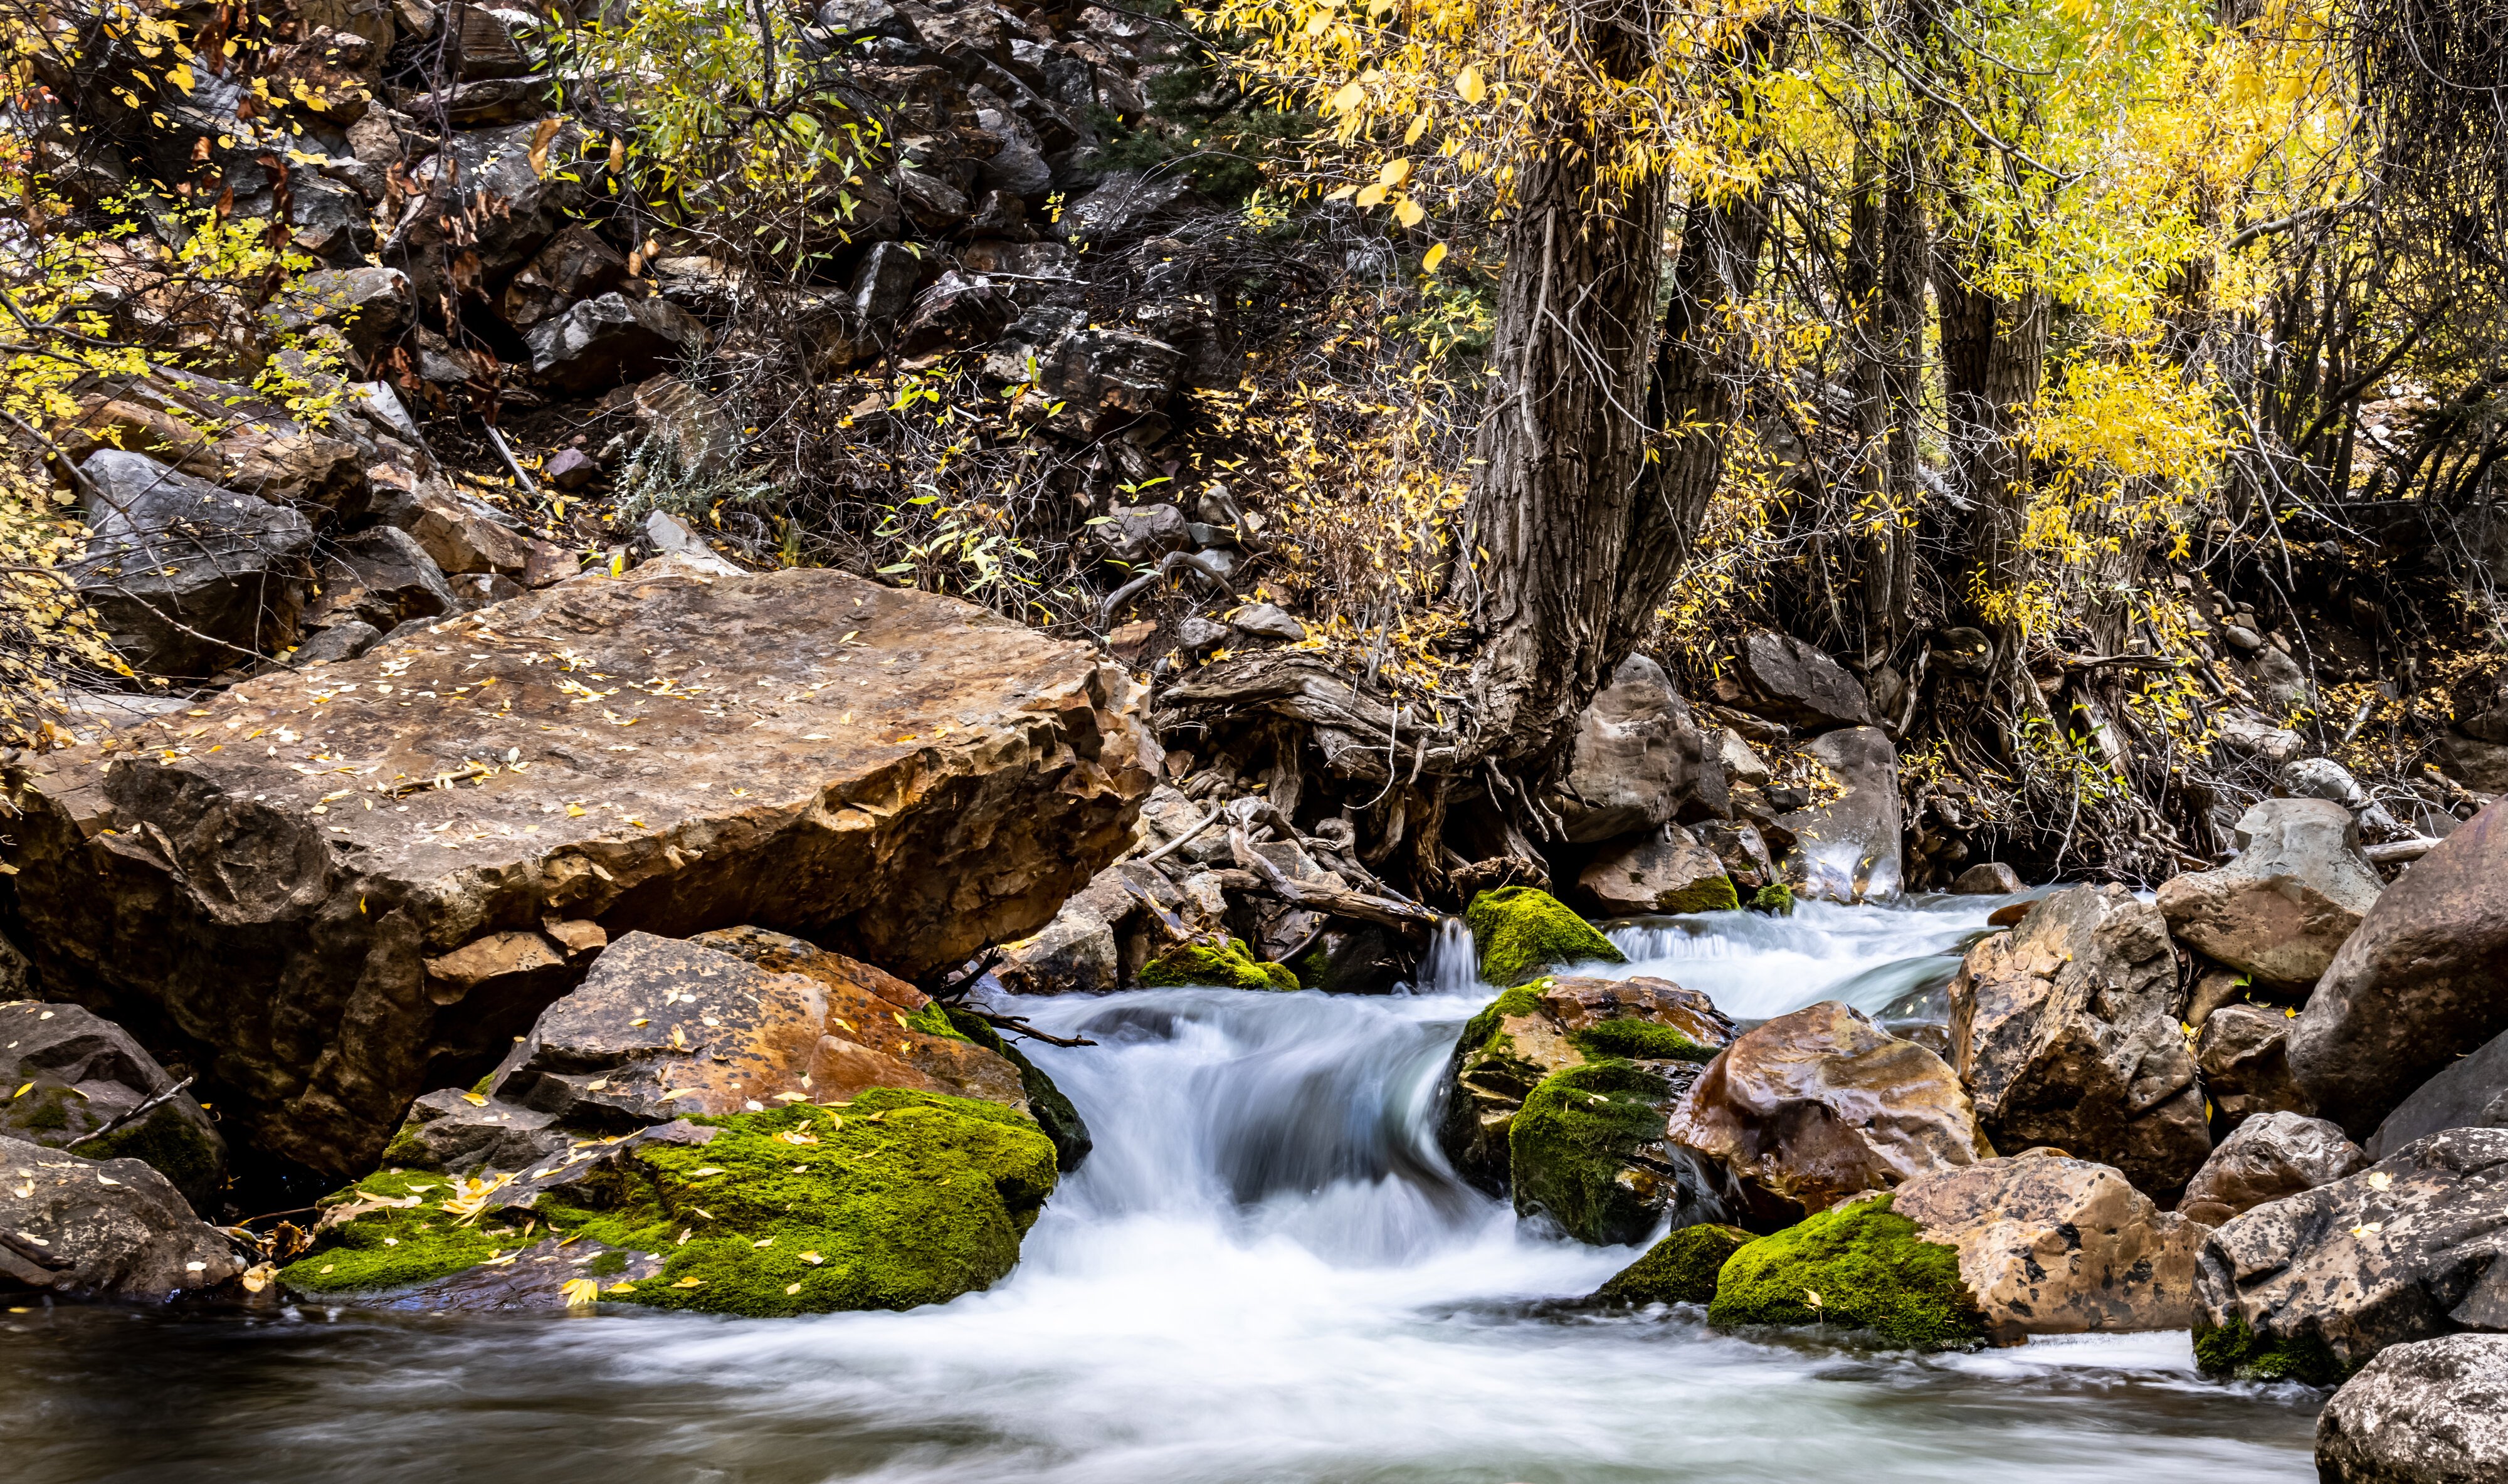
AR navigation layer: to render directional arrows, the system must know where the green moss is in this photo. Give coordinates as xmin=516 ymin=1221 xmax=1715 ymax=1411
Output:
xmin=1467 ymin=887 xmax=1624 ymax=987
xmin=904 ymin=1002 xmax=971 ymax=1042
xmin=1571 ymin=1018 xmax=1718 ymax=1063
xmin=1509 ymin=1059 xmax=1677 ymax=1246
xmin=2192 ymin=1317 xmax=2349 ymax=1386
xmin=279 ymin=1169 xmax=519 ymax=1293
xmin=10 ymin=1085 xmax=72 ymax=1132
xmin=585 ymin=1248 xmax=629 ymax=1278
xmin=942 ymin=1008 xmax=1092 ymax=1173
xmin=1456 ymin=984 xmax=1545 ymax=1060
xmin=1293 ymin=945 xmax=1330 ymax=989
xmin=1749 ymin=883 xmax=1795 ymax=916
xmin=470 ymin=1070 xmax=498 ymax=1096
xmin=1141 ymin=938 xmax=1300 ymax=992
xmin=1658 ymin=875 xmax=1741 ymax=914
xmin=1708 ymin=1193 xmax=1986 ymax=1351
xmin=80 ymin=1102 xmax=224 ymax=1213
xmin=282 ymin=1091 xmax=1060 ymax=1317
xmin=1593 ymin=1224 xmax=1752 ymax=1307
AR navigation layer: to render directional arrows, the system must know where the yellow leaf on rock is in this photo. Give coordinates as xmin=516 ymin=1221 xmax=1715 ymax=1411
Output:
xmin=561 ymin=1277 xmax=600 ymax=1306
xmin=460 ymin=1091 xmax=487 ymax=1107
xmin=9 ymin=1083 xmax=28 ymax=1099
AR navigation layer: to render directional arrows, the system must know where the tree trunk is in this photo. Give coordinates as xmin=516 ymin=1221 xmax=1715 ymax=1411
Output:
xmin=1939 ymin=229 xmax=2050 ymax=643
xmin=1868 ymin=145 xmax=1931 ymax=659
xmin=1455 ymin=145 xmax=1672 ymax=767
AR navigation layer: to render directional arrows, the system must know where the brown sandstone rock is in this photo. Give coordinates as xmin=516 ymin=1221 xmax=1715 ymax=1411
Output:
xmin=1894 ymin=1152 xmax=2205 ymax=1344
xmin=2290 ymin=799 xmax=2508 ymax=1139
xmin=2178 ymin=1110 xmax=2364 ymax=1225
xmin=1947 ymin=885 xmax=2211 ymax=1196
xmin=1666 ymin=999 xmax=1989 ymax=1221
xmin=0 ymin=565 xmax=1152 ymax=1175
xmin=2156 ymin=797 xmax=2383 ymax=989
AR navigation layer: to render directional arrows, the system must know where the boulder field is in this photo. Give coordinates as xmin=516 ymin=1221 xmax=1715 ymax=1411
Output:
xmin=1 ymin=564 xmax=1152 ymax=1175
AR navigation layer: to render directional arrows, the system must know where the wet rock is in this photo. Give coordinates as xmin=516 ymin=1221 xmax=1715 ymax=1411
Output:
xmin=1693 ymin=819 xmax=1778 ymax=893
xmin=1139 ymin=937 xmax=1299 ymax=991
xmin=2195 ymin=1127 xmax=2508 ymax=1383
xmin=525 ymin=292 xmax=705 ymax=394
xmin=1951 ymin=862 xmax=2023 ymax=895
xmin=1776 ymin=726 xmax=1903 ymax=902
xmin=498 ymin=226 xmax=631 ymax=332
xmin=1555 ymin=655 xmax=1727 ymax=843
xmin=1667 ymin=1000 xmax=1989 ymax=1224
xmin=1946 ymin=885 xmax=2211 ymax=1196
xmin=1894 ymin=1152 xmax=2205 ymax=1342
xmin=2371 ymin=1026 xmax=2508 ymax=1162
xmin=1707 ymin=1191 xmax=1986 ymax=1350
xmin=2290 ymin=801 xmax=2508 ymax=1139
xmin=1733 ymin=631 xmax=1873 ymax=730
xmin=2178 ymin=1110 xmax=2365 ymax=1224
xmin=1464 ymin=887 xmax=1625 ymax=988
xmin=1512 ymin=1058 xmax=1720 ymax=1245
xmin=0 ymin=566 xmax=1152 ymax=1175
xmin=314 ymin=525 xmax=461 ymax=631
xmin=2156 ymin=797 xmax=2383 ymax=989
xmin=0 ymin=1001 xmax=227 ymax=1213
xmin=1590 ymin=1223 xmax=1751 ymax=1307
xmin=0 ymin=1135 xmax=245 ymax=1298
xmin=2315 ymin=1334 xmax=2508 ymax=1484
xmin=72 ymin=451 xmax=314 ymax=678
xmin=1437 ymin=974 xmax=1734 ymax=1192
xmin=2194 ymin=1003 xmax=2312 ymax=1129
xmin=1578 ymin=826 xmax=1737 ymax=916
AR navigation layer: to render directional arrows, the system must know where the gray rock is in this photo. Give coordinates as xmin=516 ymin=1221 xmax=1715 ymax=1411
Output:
xmin=1173 ymin=614 xmax=1230 ymax=656
xmin=2370 ymin=1024 xmax=2508 ymax=1161
xmin=1692 ymin=819 xmax=1778 ymax=892
xmin=0 ymin=1134 xmax=244 ymax=1297
xmin=498 ymin=226 xmax=630 ymax=332
xmin=1778 ymin=726 xmax=1903 ymax=902
xmin=1947 ymin=884 xmax=2211 ymax=1196
xmin=73 ymin=451 xmax=314 ymax=679
xmin=2248 ymin=644 xmax=2315 ymax=715
xmin=640 ymin=511 xmax=743 ymax=576
xmin=1578 ymin=826 xmax=1736 ymax=915
xmin=1230 ymin=602 xmax=1305 ymax=643
xmin=386 ymin=1087 xmax=567 ymax=1173
xmin=449 ymin=573 xmax=525 ymax=609
xmin=2435 ymin=730 xmax=2508 ymax=794
xmin=2316 ymin=1334 xmax=2508 ymax=1484
xmin=1032 ymin=325 xmax=1184 ymax=436
xmin=2452 ymin=668 xmax=2508 ymax=746
xmin=0 ymin=1001 xmax=227 ymax=1214
xmin=2216 ymin=712 xmax=2305 ymax=767
xmin=2196 ymin=1127 xmax=2508 ymax=1381
xmin=1734 ymin=631 xmax=1873 ymax=730
xmin=263 ymin=266 xmax=413 ymax=364
xmin=1554 ymin=655 xmax=1726 ymax=845
xmin=364 ymin=475 xmax=530 ymax=576
xmin=2156 ymin=797 xmax=2384 ymax=988
xmin=2178 ymin=1110 xmax=2365 ymax=1224
xmin=318 ymin=524 xmax=461 ymax=631
xmin=525 ymin=292 xmax=705 ymax=394
xmin=851 ymin=239 xmax=925 ymax=325
xmin=1716 ymin=728 xmax=1771 ymax=786
xmin=277 ymin=620 xmax=382 ymax=670
xmin=1136 ymin=784 xmax=1228 ymax=865
xmin=1095 ymin=502 xmax=1191 ymax=564
xmin=1056 ymin=169 xmax=1199 ymax=243
xmin=543 ymin=448 xmax=598 ymax=491
xmin=2284 ymin=755 xmax=2369 ymax=808
xmin=2292 ymin=800 xmax=2508 ymax=1139
xmin=993 ymin=900 xmax=1119 ymax=994
xmin=1951 ymin=862 xmax=2023 ymax=895
xmin=384 ymin=119 xmax=590 ymax=315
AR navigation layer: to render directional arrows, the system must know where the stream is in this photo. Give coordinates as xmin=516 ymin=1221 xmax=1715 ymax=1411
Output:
xmin=3 ymin=898 xmax=2321 ymax=1483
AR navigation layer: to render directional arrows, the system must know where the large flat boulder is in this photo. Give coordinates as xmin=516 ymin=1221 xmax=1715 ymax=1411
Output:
xmin=2194 ymin=1127 xmax=2508 ymax=1384
xmin=0 ymin=565 xmax=1152 ymax=1175
xmin=2316 ymin=1335 xmax=2508 ymax=1484
xmin=1665 ymin=999 xmax=1988 ymax=1223
xmin=1946 ymin=885 xmax=2211 ymax=1196
xmin=2156 ymin=797 xmax=2383 ymax=989
xmin=2290 ymin=801 xmax=2508 ymax=1139
xmin=1894 ymin=1152 xmax=2205 ymax=1344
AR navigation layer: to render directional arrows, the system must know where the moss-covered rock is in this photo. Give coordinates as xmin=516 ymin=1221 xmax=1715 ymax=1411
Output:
xmin=1467 ymin=887 xmax=1625 ymax=987
xmin=1749 ymin=882 xmax=1795 ymax=916
xmin=1509 ymin=1058 xmax=1687 ymax=1245
xmin=943 ymin=1007 xmax=1092 ymax=1173
xmin=0 ymin=1001 xmax=227 ymax=1215
xmin=1141 ymin=937 xmax=1301 ymax=992
xmin=1571 ymin=1018 xmax=1719 ymax=1062
xmin=281 ymin=1090 xmax=1059 ymax=1316
xmin=1592 ymin=1223 xmax=1754 ymax=1307
xmin=1708 ymin=1192 xmax=1987 ymax=1351
xmin=78 ymin=1103 xmax=227 ymax=1213
xmin=2192 ymin=1315 xmax=2349 ymax=1386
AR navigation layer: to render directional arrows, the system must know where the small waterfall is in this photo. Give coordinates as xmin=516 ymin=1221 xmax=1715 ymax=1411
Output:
xmin=1413 ymin=916 xmax=1480 ymax=996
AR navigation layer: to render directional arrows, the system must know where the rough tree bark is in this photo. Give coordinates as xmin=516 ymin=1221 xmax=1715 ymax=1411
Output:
xmin=1939 ymin=221 xmax=2051 ymax=696
xmin=1852 ymin=142 xmax=1931 ymax=661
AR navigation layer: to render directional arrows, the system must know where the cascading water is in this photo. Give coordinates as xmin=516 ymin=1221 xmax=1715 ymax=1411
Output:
xmin=2 ymin=898 xmax=2319 ymax=1483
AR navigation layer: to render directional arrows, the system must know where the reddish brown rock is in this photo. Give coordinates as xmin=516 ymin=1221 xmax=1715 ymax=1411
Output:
xmin=0 ymin=566 xmax=1152 ymax=1174
xmin=1665 ymin=999 xmax=1989 ymax=1222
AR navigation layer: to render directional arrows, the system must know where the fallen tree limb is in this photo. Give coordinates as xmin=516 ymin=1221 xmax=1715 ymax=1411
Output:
xmin=66 ymin=1075 xmax=194 ymax=1149
xmin=951 ymin=1006 xmax=1095 ymax=1048
xmin=1204 ymin=867 xmax=1444 ymax=931
xmin=2364 ymin=837 xmax=2442 ymax=865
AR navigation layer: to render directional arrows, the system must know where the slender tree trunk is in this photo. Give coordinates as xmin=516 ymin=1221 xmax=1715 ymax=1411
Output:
xmin=1939 ymin=218 xmax=2052 ymax=718
xmin=1872 ymin=145 xmax=1931 ymax=656
xmin=1455 ymin=145 xmax=1672 ymax=767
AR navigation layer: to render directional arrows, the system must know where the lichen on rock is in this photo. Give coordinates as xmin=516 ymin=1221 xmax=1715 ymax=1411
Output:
xmin=1465 ymin=887 xmax=1625 ymax=987
xmin=1708 ymin=1193 xmax=1987 ymax=1351
xmin=1591 ymin=1223 xmax=1752 ymax=1307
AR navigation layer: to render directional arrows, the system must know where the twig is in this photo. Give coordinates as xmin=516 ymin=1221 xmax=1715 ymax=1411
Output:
xmin=483 ymin=422 xmax=542 ymax=500
xmin=66 ymin=1075 xmax=194 ymax=1148
xmin=1135 ymin=803 xmax=1225 ymax=865
xmin=386 ymin=763 xmax=493 ymax=797
xmin=951 ymin=1006 xmax=1095 ymax=1048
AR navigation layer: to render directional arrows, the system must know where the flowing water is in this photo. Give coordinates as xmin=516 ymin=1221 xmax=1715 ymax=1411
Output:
xmin=2 ymin=898 xmax=2321 ymax=1483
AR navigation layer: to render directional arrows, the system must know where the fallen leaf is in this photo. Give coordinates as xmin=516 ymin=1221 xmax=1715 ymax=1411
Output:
xmin=561 ymin=1277 xmax=600 ymax=1306
xmin=2368 ymin=1171 xmax=2393 ymax=1191
xmin=785 ymin=1282 xmax=802 ymax=1295
xmin=671 ymin=1276 xmax=703 ymax=1288
xmin=461 ymin=1091 xmax=488 ymax=1107
xmin=798 ymin=1251 xmax=824 ymax=1265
